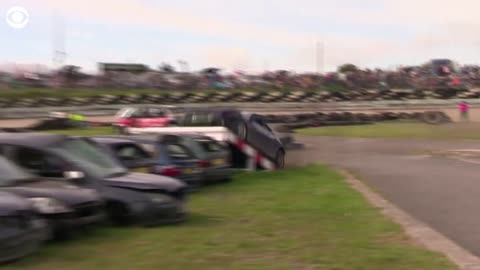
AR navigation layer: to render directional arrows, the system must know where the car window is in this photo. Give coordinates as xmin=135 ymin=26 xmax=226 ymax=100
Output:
xmin=130 ymin=109 xmax=145 ymax=118
xmin=113 ymin=143 xmax=151 ymax=161
xmin=250 ymin=115 xmax=273 ymax=133
xmin=258 ymin=119 xmax=273 ymax=132
xmin=50 ymin=138 xmax=128 ymax=179
xmin=196 ymin=138 xmax=224 ymax=153
xmin=116 ymin=108 xmax=134 ymax=118
xmin=189 ymin=112 xmax=211 ymax=125
xmin=166 ymin=144 xmax=192 ymax=160
xmin=149 ymin=108 xmax=166 ymax=117
xmin=7 ymin=146 xmax=68 ymax=177
xmin=12 ymin=147 xmax=47 ymax=171
xmin=0 ymin=155 xmax=35 ymax=186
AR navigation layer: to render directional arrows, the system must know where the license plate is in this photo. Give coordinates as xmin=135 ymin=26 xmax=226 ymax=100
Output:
xmin=212 ymin=159 xmax=225 ymax=165
xmin=183 ymin=168 xmax=193 ymax=174
xmin=133 ymin=167 xmax=149 ymax=173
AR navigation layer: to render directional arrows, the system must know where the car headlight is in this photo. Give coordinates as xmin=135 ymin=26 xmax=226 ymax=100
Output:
xmin=29 ymin=197 xmax=71 ymax=214
xmin=148 ymin=193 xmax=174 ymax=204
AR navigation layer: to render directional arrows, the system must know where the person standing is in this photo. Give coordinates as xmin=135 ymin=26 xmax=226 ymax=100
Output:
xmin=459 ymin=101 xmax=470 ymax=121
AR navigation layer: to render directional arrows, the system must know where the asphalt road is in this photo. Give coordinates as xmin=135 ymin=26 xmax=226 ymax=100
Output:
xmin=287 ymin=136 xmax=480 ymax=257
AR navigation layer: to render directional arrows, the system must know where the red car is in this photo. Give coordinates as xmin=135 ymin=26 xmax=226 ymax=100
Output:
xmin=115 ymin=107 xmax=176 ymax=130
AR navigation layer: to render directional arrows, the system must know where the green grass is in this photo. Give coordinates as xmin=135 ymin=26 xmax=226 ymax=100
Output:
xmin=3 ymin=165 xmax=455 ymax=270
xmin=297 ymin=122 xmax=480 ymax=140
xmin=47 ymin=126 xmax=116 ymax=136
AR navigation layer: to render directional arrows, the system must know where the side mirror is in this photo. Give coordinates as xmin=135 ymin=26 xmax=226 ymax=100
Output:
xmin=63 ymin=171 xmax=85 ymax=181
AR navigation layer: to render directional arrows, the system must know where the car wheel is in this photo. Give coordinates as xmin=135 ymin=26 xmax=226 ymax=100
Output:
xmin=106 ymin=201 xmax=131 ymax=225
xmin=275 ymin=150 xmax=285 ymax=169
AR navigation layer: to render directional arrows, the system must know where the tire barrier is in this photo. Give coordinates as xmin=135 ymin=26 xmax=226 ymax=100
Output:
xmin=263 ymin=111 xmax=451 ymax=127
xmin=0 ymin=110 xmax=452 ymax=134
xmin=421 ymin=111 xmax=451 ymax=125
xmin=1 ymin=88 xmax=480 ymax=108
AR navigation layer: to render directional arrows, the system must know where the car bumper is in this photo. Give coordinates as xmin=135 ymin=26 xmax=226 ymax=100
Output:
xmin=204 ymin=167 xmax=233 ymax=183
xmin=46 ymin=210 xmax=105 ymax=232
xmin=0 ymin=218 xmax=48 ymax=263
xmin=136 ymin=200 xmax=187 ymax=227
xmin=177 ymin=173 xmax=204 ymax=190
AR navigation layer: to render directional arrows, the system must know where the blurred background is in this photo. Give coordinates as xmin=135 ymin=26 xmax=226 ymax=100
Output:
xmin=1 ymin=0 xmax=480 ymax=92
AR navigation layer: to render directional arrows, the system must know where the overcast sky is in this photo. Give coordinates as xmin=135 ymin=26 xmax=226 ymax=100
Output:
xmin=1 ymin=0 xmax=480 ymax=73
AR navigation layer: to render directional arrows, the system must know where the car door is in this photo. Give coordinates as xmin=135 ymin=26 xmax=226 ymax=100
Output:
xmin=111 ymin=143 xmax=153 ymax=172
xmin=248 ymin=114 xmax=279 ymax=159
xmin=132 ymin=108 xmax=151 ymax=128
xmin=148 ymin=108 xmax=169 ymax=127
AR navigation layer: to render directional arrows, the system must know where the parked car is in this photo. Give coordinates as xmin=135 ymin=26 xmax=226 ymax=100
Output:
xmin=0 ymin=155 xmax=104 ymax=235
xmin=0 ymin=133 xmax=188 ymax=226
xmin=181 ymin=108 xmax=285 ymax=168
xmin=0 ymin=192 xmax=48 ymax=263
xmin=177 ymin=134 xmax=233 ymax=183
xmin=92 ymin=135 xmax=204 ymax=188
xmin=114 ymin=107 xmax=176 ymax=131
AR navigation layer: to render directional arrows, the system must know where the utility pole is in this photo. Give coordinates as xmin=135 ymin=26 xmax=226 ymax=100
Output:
xmin=316 ymin=41 xmax=324 ymax=74
xmin=52 ymin=10 xmax=67 ymax=68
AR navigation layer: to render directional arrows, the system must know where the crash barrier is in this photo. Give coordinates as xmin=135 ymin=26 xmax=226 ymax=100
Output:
xmin=125 ymin=126 xmax=276 ymax=171
xmin=1 ymin=88 xmax=480 ymax=110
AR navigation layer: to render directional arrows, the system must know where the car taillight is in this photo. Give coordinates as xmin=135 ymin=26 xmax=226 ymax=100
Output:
xmin=156 ymin=166 xmax=181 ymax=177
xmin=198 ymin=160 xmax=211 ymax=168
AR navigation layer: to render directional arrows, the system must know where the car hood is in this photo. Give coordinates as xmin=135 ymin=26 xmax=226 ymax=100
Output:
xmin=103 ymin=172 xmax=186 ymax=192
xmin=4 ymin=180 xmax=101 ymax=207
xmin=0 ymin=192 xmax=32 ymax=216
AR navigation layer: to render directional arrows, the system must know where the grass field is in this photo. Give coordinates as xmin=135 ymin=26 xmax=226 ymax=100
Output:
xmin=298 ymin=122 xmax=480 ymax=140
xmin=3 ymin=165 xmax=455 ymax=270
xmin=48 ymin=126 xmax=116 ymax=136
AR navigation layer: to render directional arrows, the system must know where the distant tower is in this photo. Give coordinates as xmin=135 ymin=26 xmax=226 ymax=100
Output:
xmin=52 ymin=10 xmax=67 ymax=68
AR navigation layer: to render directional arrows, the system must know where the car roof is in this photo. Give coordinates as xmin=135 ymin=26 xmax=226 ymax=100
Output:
xmin=185 ymin=107 xmax=238 ymax=113
xmin=91 ymin=137 xmax=137 ymax=145
xmin=0 ymin=132 xmax=67 ymax=148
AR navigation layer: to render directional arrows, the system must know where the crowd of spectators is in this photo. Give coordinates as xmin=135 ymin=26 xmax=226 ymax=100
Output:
xmin=2 ymin=59 xmax=480 ymax=91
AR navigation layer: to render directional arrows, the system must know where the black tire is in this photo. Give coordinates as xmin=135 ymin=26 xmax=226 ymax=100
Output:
xmin=105 ymin=201 xmax=131 ymax=226
xmin=275 ymin=150 xmax=285 ymax=169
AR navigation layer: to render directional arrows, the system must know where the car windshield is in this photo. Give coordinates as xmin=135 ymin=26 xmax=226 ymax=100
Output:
xmin=0 ymin=156 xmax=35 ymax=186
xmin=116 ymin=108 xmax=134 ymax=118
xmin=50 ymin=138 xmax=128 ymax=179
xmin=196 ymin=138 xmax=225 ymax=153
xmin=180 ymin=137 xmax=207 ymax=159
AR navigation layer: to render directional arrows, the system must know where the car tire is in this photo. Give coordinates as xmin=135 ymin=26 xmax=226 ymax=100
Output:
xmin=275 ymin=150 xmax=285 ymax=169
xmin=106 ymin=201 xmax=131 ymax=225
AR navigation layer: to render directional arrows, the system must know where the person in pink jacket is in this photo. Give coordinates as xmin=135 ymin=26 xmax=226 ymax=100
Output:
xmin=459 ymin=101 xmax=470 ymax=121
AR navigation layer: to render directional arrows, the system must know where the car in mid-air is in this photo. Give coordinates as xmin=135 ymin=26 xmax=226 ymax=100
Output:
xmin=0 ymin=133 xmax=188 ymax=226
xmin=114 ymin=107 xmax=177 ymax=131
xmin=91 ymin=135 xmax=204 ymax=189
xmin=0 ymin=191 xmax=48 ymax=263
xmin=0 ymin=155 xmax=104 ymax=236
xmin=181 ymin=108 xmax=285 ymax=168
